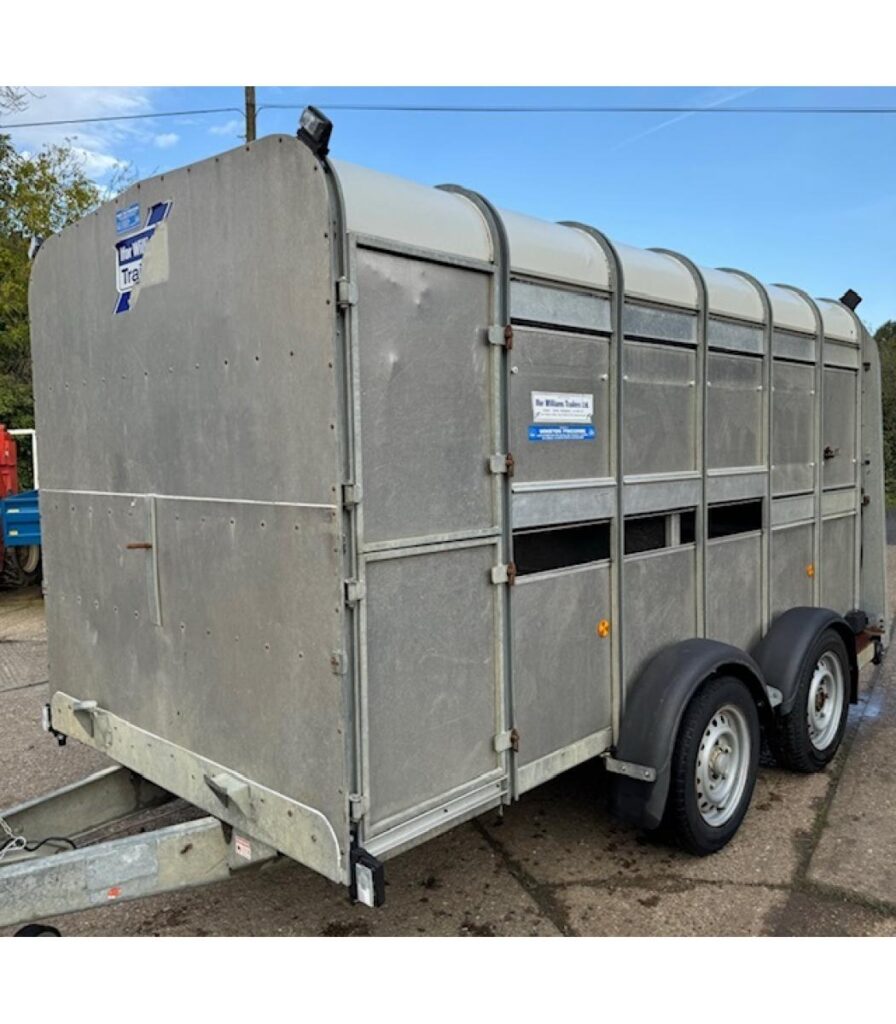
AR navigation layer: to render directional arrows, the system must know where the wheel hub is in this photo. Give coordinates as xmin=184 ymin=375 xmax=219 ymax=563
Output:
xmin=807 ymin=652 xmax=845 ymax=751
xmin=695 ymin=705 xmax=751 ymax=827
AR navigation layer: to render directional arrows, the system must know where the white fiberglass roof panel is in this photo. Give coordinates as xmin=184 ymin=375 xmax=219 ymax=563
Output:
xmin=767 ymin=284 xmax=818 ymax=334
xmin=499 ymin=209 xmax=610 ymax=290
xmin=702 ymin=267 xmax=765 ymax=323
xmin=333 ymin=160 xmax=492 ymax=262
xmin=613 ymin=241 xmax=698 ymax=309
xmin=816 ymin=299 xmax=859 ymax=343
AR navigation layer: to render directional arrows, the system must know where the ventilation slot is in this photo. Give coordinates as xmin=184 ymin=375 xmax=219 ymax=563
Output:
xmin=514 ymin=521 xmax=610 ymax=577
xmin=708 ymin=500 xmax=763 ymax=539
xmin=624 ymin=514 xmax=667 ymax=555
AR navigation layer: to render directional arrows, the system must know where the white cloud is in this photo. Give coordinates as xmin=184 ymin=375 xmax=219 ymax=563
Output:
xmin=154 ymin=132 xmax=179 ymax=149
xmin=4 ymin=86 xmax=156 ymax=183
xmin=208 ymin=118 xmax=243 ymax=138
xmin=70 ymin=145 xmax=130 ymax=178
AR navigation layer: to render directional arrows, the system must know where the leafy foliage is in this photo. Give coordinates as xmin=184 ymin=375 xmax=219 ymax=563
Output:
xmin=875 ymin=320 xmax=896 ymax=504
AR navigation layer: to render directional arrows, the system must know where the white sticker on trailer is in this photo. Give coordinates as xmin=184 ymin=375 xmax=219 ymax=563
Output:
xmin=531 ymin=391 xmax=594 ymax=423
xmin=234 ymin=835 xmax=252 ymax=861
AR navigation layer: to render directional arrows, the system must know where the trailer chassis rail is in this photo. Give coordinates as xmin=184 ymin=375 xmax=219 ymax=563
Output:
xmin=0 ymin=766 xmax=276 ymax=931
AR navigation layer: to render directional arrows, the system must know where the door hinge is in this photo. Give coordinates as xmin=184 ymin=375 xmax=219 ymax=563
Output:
xmin=487 ymin=324 xmax=513 ymax=350
xmin=349 ymin=792 xmax=369 ymax=822
xmin=337 ymin=278 xmax=358 ymax=308
xmin=329 ymin=651 xmax=348 ymax=676
xmin=342 ymin=482 xmax=362 ymax=506
xmin=494 ymin=727 xmax=520 ymax=753
xmin=488 ymin=452 xmax=515 ymax=477
xmin=491 ymin=562 xmax=517 ymax=586
xmin=345 ymin=578 xmax=366 ymax=604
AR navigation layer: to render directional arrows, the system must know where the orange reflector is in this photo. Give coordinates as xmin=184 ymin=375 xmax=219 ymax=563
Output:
xmin=806 ymin=564 xmax=815 ymax=578
xmin=597 ymin=619 xmax=611 ymax=638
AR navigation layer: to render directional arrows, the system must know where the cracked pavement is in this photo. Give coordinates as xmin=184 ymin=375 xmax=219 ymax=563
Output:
xmin=2 ymin=526 xmax=896 ymax=936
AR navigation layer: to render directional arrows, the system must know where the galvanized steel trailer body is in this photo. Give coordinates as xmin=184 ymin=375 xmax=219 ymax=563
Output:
xmin=5 ymin=121 xmax=887 ymax=922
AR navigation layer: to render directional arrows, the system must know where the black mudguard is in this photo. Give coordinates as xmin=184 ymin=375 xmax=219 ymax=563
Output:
xmin=751 ymin=606 xmax=858 ymax=714
xmin=609 ymin=639 xmax=771 ymax=831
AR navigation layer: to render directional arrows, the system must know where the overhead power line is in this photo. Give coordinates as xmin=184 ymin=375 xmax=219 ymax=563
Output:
xmin=2 ymin=102 xmax=896 ymax=131
xmin=263 ymin=103 xmax=896 ymax=115
xmin=0 ymin=106 xmax=243 ymax=130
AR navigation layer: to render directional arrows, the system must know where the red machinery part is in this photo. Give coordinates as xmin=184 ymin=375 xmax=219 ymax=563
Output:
xmin=0 ymin=424 xmax=18 ymax=500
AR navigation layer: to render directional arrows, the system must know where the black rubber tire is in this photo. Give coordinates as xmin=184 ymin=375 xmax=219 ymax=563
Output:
xmin=665 ymin=675 xmax=760 ymax=856
xmin=14 ymin=923 xmax=61 ymax=936
xmin=0 ymin=544 xmax=42 ymax=588
xmin=770 ymin=628 xmax=850 ymax=773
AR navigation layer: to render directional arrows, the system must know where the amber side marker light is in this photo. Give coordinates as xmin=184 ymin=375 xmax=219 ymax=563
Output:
xmin=596 ymin=619 xmax=611 ymax=638
xmin=806 ymin=564 xmax=815 ymax=578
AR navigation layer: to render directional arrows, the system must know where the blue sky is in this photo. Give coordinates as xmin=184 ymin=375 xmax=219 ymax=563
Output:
xmin=5 ymin=85 xmax=895 ymax=330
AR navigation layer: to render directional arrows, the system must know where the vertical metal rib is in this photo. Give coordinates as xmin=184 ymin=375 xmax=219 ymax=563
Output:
xmin=319 ymin=153 xmax=367 ymax=844
xmin=559 ymin=222 xmax=625 ymax=738
xmin=650 ymin=249 xmax=707 ymax=638
xmin=773 ymin=284 xmax=825 ymax=607
xmin=818 ymin=297 xmax=870 ymax=612
xmin=719 ymin=269 xmax=773 ymax=632
xmin=437 ymin=184 xmax=515 ymax=800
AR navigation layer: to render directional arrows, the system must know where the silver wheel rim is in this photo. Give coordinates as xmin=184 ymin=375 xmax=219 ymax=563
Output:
xmin=695 ymin=703 xmax=751 ymax=826
xmin=16 ymin=545 xmax=40 ymax=574
xmin=807 ymin=651 xmax=845 ymax=751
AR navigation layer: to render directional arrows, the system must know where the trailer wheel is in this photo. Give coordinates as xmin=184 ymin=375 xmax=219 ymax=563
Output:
xmin=14 ymin=923 xmax=61 ymax=936
xmin=772 ymin=628 xmax=849 ymax=773
xmin=665 ymin=675 xmax=760 ymax=855
xmin=1 ymin=544 xmax=42 ymax=588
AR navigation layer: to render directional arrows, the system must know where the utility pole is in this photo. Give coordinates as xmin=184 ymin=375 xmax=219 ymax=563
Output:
xmin=244 ymin=87 xmax=257 ymax=142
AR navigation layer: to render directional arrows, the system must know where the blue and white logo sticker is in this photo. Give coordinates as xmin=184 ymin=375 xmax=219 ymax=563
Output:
xmin=529 ymin=424 xmax=596 ymax=442
xmin=114 ymin=200 xmax=173 ymax=315
xmin=115 ymin=202 xmax=141 ymax=234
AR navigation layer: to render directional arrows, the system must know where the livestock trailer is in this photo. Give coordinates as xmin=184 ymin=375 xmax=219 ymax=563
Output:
xmin=0 ymin=110 xmax=887 ymax=926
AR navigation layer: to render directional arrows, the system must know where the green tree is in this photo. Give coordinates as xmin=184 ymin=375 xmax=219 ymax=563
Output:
xmin=0 ymin=131 xmax=102 ymax=472
xmin=876 ymin=320 xmax=896 ymax=504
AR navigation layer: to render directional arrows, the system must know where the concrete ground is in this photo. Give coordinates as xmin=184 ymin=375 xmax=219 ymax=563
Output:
xmin=2 ymin=534 xmax=896 ymax=936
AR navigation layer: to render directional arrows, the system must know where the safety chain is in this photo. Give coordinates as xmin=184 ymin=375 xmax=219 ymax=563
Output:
xmin=0 ymin=811 xmax=26 ymax=863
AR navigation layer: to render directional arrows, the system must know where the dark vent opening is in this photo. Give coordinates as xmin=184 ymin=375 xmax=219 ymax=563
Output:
xmin=680 ymin=510 xmax=696 ymax=545
xmin=624 ymin=514 xmax=667 ymax=555
xmin=708 ymin=500 xmax=763 ymax=539
xmin=514 ymin=521 xmax=611 ymax=576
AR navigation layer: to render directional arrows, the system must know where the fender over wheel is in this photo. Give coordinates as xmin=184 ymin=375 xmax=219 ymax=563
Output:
xmin=770 ymin=628 xmax=850 ymax=772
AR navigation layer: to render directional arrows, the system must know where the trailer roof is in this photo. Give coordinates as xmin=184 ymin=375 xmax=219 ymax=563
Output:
xmin=332 ymin=157 xmax=860 ymax=340
xmin=334 ymin=160 xmax=493 ymax=262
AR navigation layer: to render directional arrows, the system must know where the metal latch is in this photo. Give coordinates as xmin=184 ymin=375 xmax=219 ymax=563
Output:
xmin=601 ymin=754 xmax=656 ymax=782
xmin=494 ymin=727 xmax=520 ymax=753
xmin=487 ymin=324 xmax=513 ymax=350
xmin=337 ymin=278 xmax=358 ymax=308
xmin=345 ymin=579 xmax=366 ymax=604
xmin=488 ymin=453 xmax=515 ymax=477
xmin=491 ymin=563 xmax=517 ymax=586
xmin=823 ymin=445 xmax=840 ymax=461
xmin=342 ymin=482 xmax=362 ymax=506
